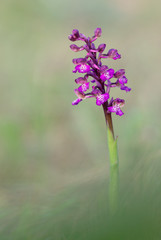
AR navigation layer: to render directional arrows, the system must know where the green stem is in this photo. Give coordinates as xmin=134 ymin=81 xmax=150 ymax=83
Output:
xmin=102 ymin=103 xmax=119 ymax=214
xmin=108 ymin=128 xmax=119 ymax=214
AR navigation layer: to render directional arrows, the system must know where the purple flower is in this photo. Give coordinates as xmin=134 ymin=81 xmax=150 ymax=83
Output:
xmin=108 ymin=98 xmax=125 ymax=116
xmin=116 ymin=76 xmax=131 ymax=92
xmin=118 ymin=76 xmax=128 ymax=84
xmin=107 ymin=49 xmax=121 ymax=60
xmin=70 ymin=44 xmax=84 ymax=52
xmin=73 ymin=64 xmax=90 ymax=73
xmin=96 ymin=93 xmax=109 ymax=106
xmin=114 ymin=69 xmax=125 ymax=78
xmin=77 ymin=82 xmax=90 ymax=92
xmin=100 ymin=69 xmax=114 ymax=82
xmin=91 ymin=87 xmax=109 ymax=106
xmin=69 ymin=28 xmax=131 ymax=116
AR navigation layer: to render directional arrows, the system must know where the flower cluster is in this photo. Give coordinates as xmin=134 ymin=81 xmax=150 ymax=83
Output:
xmin=68 ymin=28 xmax=131 ymax=116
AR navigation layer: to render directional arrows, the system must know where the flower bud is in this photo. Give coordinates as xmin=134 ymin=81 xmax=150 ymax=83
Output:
xmin=68 ymin=34 xmax=77 ymax=42
xmin=114 ymin=69 xmax=125 ymax=78
xmin=72 ymin=58 xmax=87 ymax=65
xmin=98 ymin=43 xmax=106 ymax=53
xmin=75 ymin=77 xmax=87 ymax=84
xmin=107 ymin=49 xmax=121 ymax=60
xmin=94 ymin=28 xmax=102 ymax=37
xmin=72 ymin=29 xmax=80 ymax=38
xmin=70 ymin=44 xmax=84 ymax=52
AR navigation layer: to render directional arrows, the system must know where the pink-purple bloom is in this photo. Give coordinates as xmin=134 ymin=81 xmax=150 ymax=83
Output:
xmin=108 ymin=98 xmax=125 ymax=116
xmin=69 ymin=28 xmax=131 ymax=116
xmin=100 ymin=69 xmax=115 ymax=82
xmin=73 ymin=64 xmax=90 ymax=73
xmin=96 ymin=93 xmax=109 ymax=106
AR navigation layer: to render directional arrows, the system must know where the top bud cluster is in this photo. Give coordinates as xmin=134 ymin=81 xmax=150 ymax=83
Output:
xmin=68 ymin=28 xmax=131 ymax=116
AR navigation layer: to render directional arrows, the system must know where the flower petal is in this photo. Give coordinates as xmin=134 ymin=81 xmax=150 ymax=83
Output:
xmin=73 ymin=64 xmax=90 ymax=73
xmin=78 ymin=82 xmax=90 ymax=92
xmin=118 ymin=76 xmax=128 ymax=84
xmin=96 ymin=93 xmax=109 ymax=106
xmin=120 ymin=85 xmax=131 ymax=92
xmin=114 ymin=69 xmax=125 ymax=78
xmin=116 ymin=109 xmax=124 ymax=116
xmin=75 ymin=77 xmax=87 ymax=84
xmin=108 ymin=106 xmax=117 ymax=113
xmin=100 ymin=69 xmax=114 ymax=81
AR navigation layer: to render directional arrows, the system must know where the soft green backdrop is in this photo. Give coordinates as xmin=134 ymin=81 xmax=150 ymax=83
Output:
xmin=0 ymin=0 xmax=161 ymax=239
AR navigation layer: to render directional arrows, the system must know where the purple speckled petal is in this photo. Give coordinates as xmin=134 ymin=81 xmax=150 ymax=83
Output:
xmin=118 ymin=76 xmax=128 ymax=84
xmin=100 ymin=69 xmax=114 ymax=81
xmin=78 ymin=82 xmax=90 ymax=92
xmin=96 ymin=93 xmax=109 ymax=106
xmin=73 ymin=64 xmax=90 ymax=73
xmin=108 ymin=98 xmax=125 ymax=116
xmin=72 ymin=98 xmax=82 ymax=105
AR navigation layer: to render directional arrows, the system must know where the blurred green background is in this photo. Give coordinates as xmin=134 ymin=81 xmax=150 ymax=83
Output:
xmin=0 ymin=0 xmax=161 ymax=239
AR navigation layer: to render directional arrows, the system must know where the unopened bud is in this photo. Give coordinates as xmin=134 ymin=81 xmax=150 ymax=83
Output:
xmin=72 ymin=29 xmax=80 ymax=38
xmin=94 ymin=28 xmax=102 ymax=37
xmin=98 ymin=43 xmax=106 ymax=53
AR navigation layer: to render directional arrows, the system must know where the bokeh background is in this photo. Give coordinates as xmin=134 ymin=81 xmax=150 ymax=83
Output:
xmin=0 ymin=0 xmax=161 ymax=239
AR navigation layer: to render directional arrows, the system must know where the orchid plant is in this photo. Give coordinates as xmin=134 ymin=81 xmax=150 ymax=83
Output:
xmin=68 ymin=28 xmax=131 ymax=212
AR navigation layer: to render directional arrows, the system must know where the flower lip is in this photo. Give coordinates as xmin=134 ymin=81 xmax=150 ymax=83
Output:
xmin=108 ymin=98 xmax=125 ymax=116
xmin=77 ymin=82 xmax=90 ymax=92
xmin=73 ymin=64 xmax=90 ymax=73
xmin=118 ymin=76 xmax=128 ymax=85
xmin=96 ymin=93 xmax=109 ymax=106
xmin=100 ymin=69 xmax=114 ymax=81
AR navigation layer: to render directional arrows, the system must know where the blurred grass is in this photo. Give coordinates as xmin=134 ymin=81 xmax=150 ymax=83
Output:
xmin=0 ymin=0 xmax=161 ymax=239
